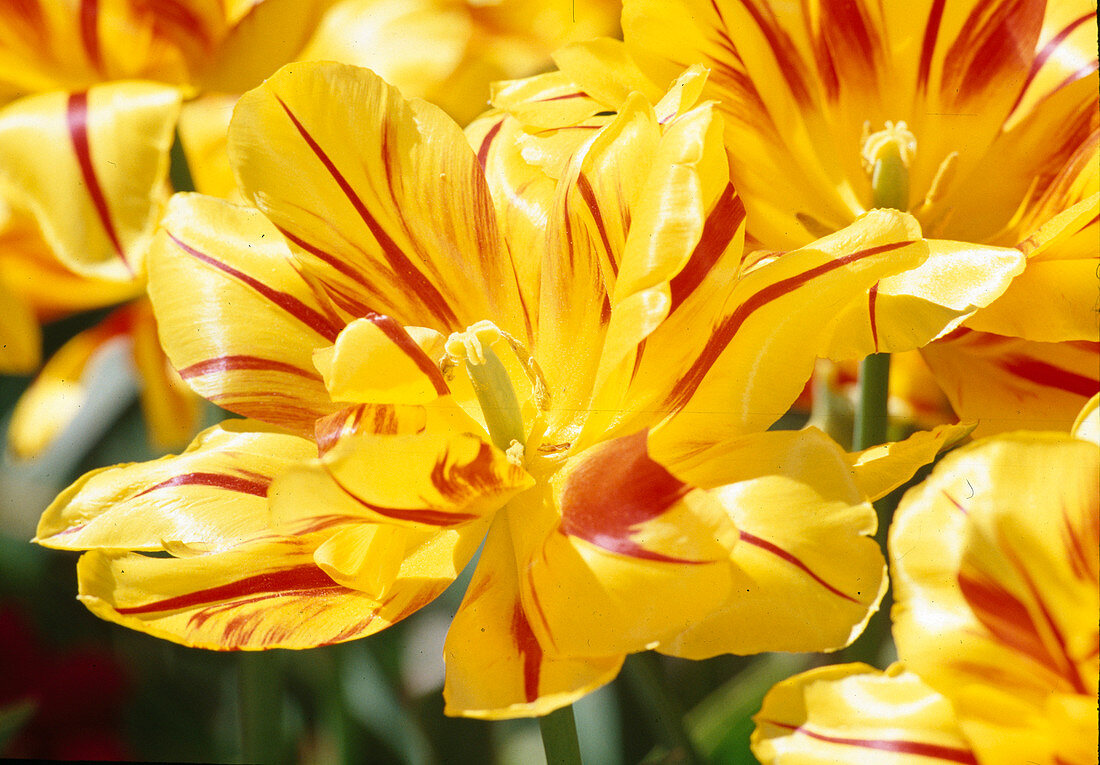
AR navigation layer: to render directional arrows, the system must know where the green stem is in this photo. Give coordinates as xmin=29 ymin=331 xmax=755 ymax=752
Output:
xmin=169 ymin=128 xmax=196 ymax=193
xmin=239 ymin=651 xmax=284 ymax=765
xmin=538 ymin=705 xmax=583 ymax=765
xmin=622 ymin=652 xmax=703 ymax=764
xmin=852 ymin=353 xmax=890 ymax=451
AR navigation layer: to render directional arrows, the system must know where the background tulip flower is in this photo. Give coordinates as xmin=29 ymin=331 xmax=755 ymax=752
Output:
xmin=480 ymin=0 xmax=1100 ymax=436
xmin=752 ymin=396 xmax=1100 ymax=764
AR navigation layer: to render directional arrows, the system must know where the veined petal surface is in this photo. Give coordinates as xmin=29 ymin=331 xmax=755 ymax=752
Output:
xmin=752 ymin=663 xmax=978 ymax=765
xmin=658 ymin=428 xmax=885 ymax=657
xmin=229 ymin=61 xmax=524 ymax=336
xmin=921 ymin=329 xmax=1098 ymax=436
xmin=36 ymin=420 xmax=316 ymax=552
xmin=148 ymin=193 xmax=343 ymax=435
xmin=890 ymin=433 xmax=1099 ymax=765
xmin=0 ymin=81 xmax=181 ymax=279
xmin=76 ymin=530 xmax=454 ymax=651
xmin=443 ymin=517 xmax=623 ymax=719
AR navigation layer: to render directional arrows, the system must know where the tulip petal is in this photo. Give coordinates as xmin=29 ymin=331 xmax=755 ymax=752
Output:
xmin=7 ymin=307 xmax=135 ymax=460
xmin=822 ymin=239 xmax=1025 ymax=360
xmin=847 ymin=422 xmax=975 ymax=501
xmin=129 ymin=298 xmax=202 ymax=450
xmin=270 ymin=427 xmax=530 ymax=530
xmin=229 ymin=61 xmax=524 ymax=336
xmin=316 ymin=314 xmax=449 ymax=405
xmin=521 ymin=430 xmax=736 ymax=657
xmin=890 ymin=434 xmax=1099 ymax=764
xmin=443 ymin=517 xmax=623 ymax=719
xmin=75 ymin=530 xmax=453 ymax=650
xmin=36 ymin=420 xmax=316 ymax=552
xmin=752 ymin=663 xmax=978 ymax=765
xmin=658 ymin=428 xmax=886 ymax=657
xmin=176 ymin=95 xmax=238 ymax=199
xmin=0 ymin=82 xmax=181 ymax=279
xmin=148 ymin=192 xmax=343 ymax=435
xmin=921 ymin=329 xmax=1099 ymax=436
xmin=0 ymin=274 xmax=39 ymax=374
xmin=649 ymin=211 xmax=928 ymax=458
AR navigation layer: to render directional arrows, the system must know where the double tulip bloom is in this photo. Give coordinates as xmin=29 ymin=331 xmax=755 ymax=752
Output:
xmin=36 ymin=57 xmax=1020 ymax=717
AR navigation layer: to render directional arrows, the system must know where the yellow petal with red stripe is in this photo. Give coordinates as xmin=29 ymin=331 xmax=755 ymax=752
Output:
xmin=443 ymin=517 xmax=623 ymax=719
xmin=0 ymin=81 xmax=181 ymax=280
xmin=847 ymin=421 xmax=975 ymax=502
xmin=521 ymin=430 xmax=736 ymax=657
xmin=921 ymin=329 xmax=1098 ymax=436
xmin=316 ymin=314 xmax=449 ymax=405
xmin=75 ymin=530 xmax=453 ymax=650
xmin=0 ymin=197 xmax=138 ymax=320
xmin=229 ymin=61 xmax=524 ymax=336
xmin=657 ymin=428 xmax=886 ymax=658
xmin=752 ymin=663 xmax=978 ymax=765
xmin=270 ymin=428 xmax=531 ymax=531
xmin=823 ymin=239 xmax=1025 ymax=360
xmin=649 ymin=210 xmax=928 ymax=460
xmin=891 ymin=433 xmax=1098 ymax=765
xmin=36 ymin=420 xmax=316 ymax=552
xmin=148 ymin=192 xmax=343 ymax=436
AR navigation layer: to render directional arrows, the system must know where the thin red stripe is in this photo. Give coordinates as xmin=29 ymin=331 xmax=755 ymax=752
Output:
xmin=135 ymin=471 xmax=270 ymax=499
xmin=667 ymin=240 xmax=913 ymax=411
xmin=67 ymin=92 xmax=129 ymax=271
xmin=477 ymin=119 xmax=503 ymax=170
xmin=669 ymin=184 xmax=743 ymax=313
xmin=79 ymin=0 xmax=102 ymax=71
xmin=917 ymin=0 xmax=948 ymax=91
xmin=1003 ymin=356 xmax=1097 ymax=398
xmin=178 ymin=354 xmax=322 ymax=381
xmin=1009 ymin=11 xmax=1096 ymax=114
xmin=576 ymin=172 xmax=617 ymax=276
xmin=764 ymin=720 xmax=978 ymax=763
xmin=364 ymin=313 xmax=449 ymax=396
xmin=326 ymin=465 xmax=478 ymax=527
xmin=868 ymin=281 xmax=880 ymax=351
xmin=167 ymin=232 xmax=341 ymax=342
xmin=739 ymin=531 xmax=859 ymax=603
xmin=116 ymin=565 xmax=341 ymax=615
xmin=274 ymin=95 xmax=460 ymax=329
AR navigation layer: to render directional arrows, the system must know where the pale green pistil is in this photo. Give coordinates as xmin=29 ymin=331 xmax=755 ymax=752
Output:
xmin=445 ymin=321 xmax=526 ymax=452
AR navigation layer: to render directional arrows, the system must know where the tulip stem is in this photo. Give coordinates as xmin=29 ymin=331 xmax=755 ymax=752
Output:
xmin=853 ymin=353 xmax=890 ymax=451
xmin=622 ymin=652 xmax=703 ymax=764
xmin=538 ymin=704 xmax=583 ymax=765
xmin=239 ymin=651 xmax=285 ymax=765
xmin=169 ymin=129 xmax=196 ymax=193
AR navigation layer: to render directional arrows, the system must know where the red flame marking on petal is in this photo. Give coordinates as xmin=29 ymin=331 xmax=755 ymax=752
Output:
xmin=273 ymin=95 xmax=460 ymax=329
xmin=177 ymin=354 xmax=322 ymax=381
xmin=116 ymin=565 xmax=341 ymax=615
xmin=762 ymin=720 xmax=978 ymax=763
xmin=167 ymin=232 xmax=340 ymax=342
xmin=134 ymin=471 xmax=270 ymax=499
xmin=477 ymin=118 xmax=503 ymax=170
xmin=363 ymin=312 xmax=449 ymax=396
xmin=739 ymin=531 xmax=859 ymax=603
xmin=511 ymin=601 xmax=542 ymax=703
xmin=67 ymin=92 xmax=129 ymax=272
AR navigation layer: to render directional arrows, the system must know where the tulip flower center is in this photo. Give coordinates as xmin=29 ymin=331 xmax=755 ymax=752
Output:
xmin=444 ymin=321 xmax=529 ymax=459
xmin=861 ymin=120 xmax=915 ymax=211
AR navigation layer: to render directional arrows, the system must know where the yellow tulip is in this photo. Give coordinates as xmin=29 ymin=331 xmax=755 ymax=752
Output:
xmin=486 ymin=0 xmax=1100 ymax=434
xmin=752 ymin=396 xmax=1100 ymax=764
xmin=31 ymin=60 xmax=1000 ymax=718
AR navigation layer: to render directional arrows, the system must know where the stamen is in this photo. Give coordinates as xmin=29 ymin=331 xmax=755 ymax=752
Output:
xmin=913 ymin=151 xmax=959 ymax=217
xmin=861 ymin=120 xmax=916 ymax=211
xmin=445 ymin=321 xmax=526 ymax=452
